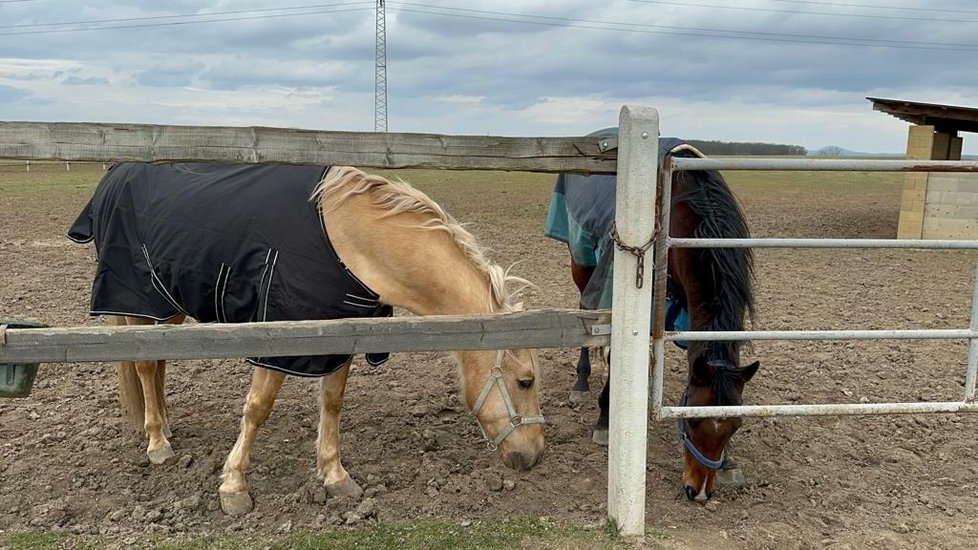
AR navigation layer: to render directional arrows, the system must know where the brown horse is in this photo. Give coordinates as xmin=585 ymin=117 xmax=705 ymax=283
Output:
xmin=546 ymin=133 xmax=759 ymax=502
xmin=71 ymin=164 xmax=545 ymax=515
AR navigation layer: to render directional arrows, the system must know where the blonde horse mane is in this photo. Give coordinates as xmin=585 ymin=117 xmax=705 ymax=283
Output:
xmin=313 ymin=166 xmax=531 ymax=312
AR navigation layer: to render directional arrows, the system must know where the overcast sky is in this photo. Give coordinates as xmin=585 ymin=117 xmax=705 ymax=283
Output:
xmin=2 ymin=0 xmax=977 ymax=154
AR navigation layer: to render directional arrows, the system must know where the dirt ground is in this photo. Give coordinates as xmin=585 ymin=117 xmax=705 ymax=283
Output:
xmin=1 ymin=164 xmax=976 ymax=549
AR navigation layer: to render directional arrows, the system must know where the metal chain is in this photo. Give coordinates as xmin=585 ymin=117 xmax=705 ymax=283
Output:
xmin=609 ymin=221 xmax=657 ymax=288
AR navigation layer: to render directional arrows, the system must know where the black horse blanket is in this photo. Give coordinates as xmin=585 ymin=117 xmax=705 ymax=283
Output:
xmin=68 ymin=163 xmax=391 ymax=377
xmin=545 ymin=128 xmax=699 ymax=345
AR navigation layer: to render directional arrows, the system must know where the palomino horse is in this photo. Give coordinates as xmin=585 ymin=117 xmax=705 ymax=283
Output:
xmin=69 ymin=163 xmax=545 ymax=515
xmin=545 ymin=131 xmax=759 ymax=502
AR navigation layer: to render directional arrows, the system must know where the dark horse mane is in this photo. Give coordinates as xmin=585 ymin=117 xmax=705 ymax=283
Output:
xmin=672 ymin=159 xmax=755 ymax=406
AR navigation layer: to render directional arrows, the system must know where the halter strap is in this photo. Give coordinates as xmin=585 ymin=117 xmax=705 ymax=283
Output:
xmin=470 ymin=350 xmax=546 ymax=451
xmin=677 ymin=390 xmax=726 ymax=470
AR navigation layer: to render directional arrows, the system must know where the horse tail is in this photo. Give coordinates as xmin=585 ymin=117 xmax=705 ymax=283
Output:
xmin=109 ymin=316 xmax=146 ymax=430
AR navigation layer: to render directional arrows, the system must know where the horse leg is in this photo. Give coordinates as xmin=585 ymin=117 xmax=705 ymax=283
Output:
xmin=316 ymin=361 xmax=362 ymax=499
xmin=569 ymin=257 xmax=596 ymax=405
xmin=569 ymin=346 xmax=591 ymax=406
xmin=149 ymin=315 xmax=184 ymax=442
xmin=112 ymin=316 xmax=146 ymax=431
xmin=114 ymin=315 xmax=182 ymax=463
xmin=219 ymin=367 xmax=286 ymax=516
xmin=155 ymin=360 xmax=171 ymax=439
xmin=133 ymin=356 xmax=175 ymax=464
xmin=592 ymin=374 xmax=610 ymax=446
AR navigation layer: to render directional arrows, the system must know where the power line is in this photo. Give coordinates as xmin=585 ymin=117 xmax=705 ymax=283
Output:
xmin=627 ymin=0 xmax=978 ymax=24
xmin=3 ymin=1 xmax=975 ymax=52
xmin=771 ymin=0 xmax=978 ymax=16
xmin=0 ymin=6 xmax=373 ymax=37
xmin=0 ymin=2 xmax=372 ymax=30
xmin=389 ymin=2 xmax=978 ymax=52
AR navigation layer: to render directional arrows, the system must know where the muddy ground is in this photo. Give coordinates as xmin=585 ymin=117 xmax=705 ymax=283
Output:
xmin=1 ymin=164 xmax=976 ymax=549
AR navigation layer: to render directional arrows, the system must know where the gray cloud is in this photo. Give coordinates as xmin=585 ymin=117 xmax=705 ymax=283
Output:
xmin=0 ymin=85 xmax=29 ymax=102
xmin=62 ymin=75 xmax=109 ymax=85
xmin=0 ymin=1 xmax=977 ymax=152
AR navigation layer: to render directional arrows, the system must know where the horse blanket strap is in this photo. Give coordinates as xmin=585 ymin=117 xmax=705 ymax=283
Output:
xmin=67 ymin=163 xmax=393 ymax=378
xmin=470 ymin=350 xmax=546 ymax=451
xmin=677 ymin=390 xmax=726 ymax=470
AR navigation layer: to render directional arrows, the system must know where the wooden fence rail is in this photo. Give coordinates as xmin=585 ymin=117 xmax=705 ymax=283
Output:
xmin=0 ymin=122 xmax=618 ymax=174
xmin=0 ymin=309 xmax=611 ymax=364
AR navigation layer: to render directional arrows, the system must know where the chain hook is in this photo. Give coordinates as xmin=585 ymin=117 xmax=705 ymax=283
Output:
xmin=609 ymin=221 xmax=657 ymax=288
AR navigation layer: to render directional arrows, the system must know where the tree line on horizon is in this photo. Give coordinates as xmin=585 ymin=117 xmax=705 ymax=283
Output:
xmin=687 ymin=139 xmax=807 ymax=156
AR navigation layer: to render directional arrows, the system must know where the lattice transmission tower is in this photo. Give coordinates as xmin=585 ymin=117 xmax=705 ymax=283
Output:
xmin=374 ymin=0 xmax=388 ymax=132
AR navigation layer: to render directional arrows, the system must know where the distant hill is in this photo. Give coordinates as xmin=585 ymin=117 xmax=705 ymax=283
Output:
xmin=808 ymin=146 xmax=903 ymax=157
xmin=810 ymin=145 xmax=977 ymax=159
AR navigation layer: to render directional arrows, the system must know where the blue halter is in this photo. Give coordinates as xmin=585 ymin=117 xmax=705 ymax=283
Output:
xmin=677 ymin=390 xmax=726 ymax=470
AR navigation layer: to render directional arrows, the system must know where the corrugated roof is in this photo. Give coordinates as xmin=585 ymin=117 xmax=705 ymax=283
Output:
xmin=868 ymin=97 xmax=978 ymax=134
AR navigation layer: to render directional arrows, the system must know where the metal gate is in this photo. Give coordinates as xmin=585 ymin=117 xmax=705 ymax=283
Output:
xmin=606 ymin=107 xmax=978 ymax=536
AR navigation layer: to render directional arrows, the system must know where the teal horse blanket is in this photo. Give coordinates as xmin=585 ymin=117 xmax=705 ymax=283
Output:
xmin=545 ymin=129 xmax=697 ymax=345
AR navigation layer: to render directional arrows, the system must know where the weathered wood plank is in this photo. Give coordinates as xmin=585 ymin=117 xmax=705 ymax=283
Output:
xmin=0 ymin=122 xmax=619 ymax=174
xmin=0 ymin=309 xmax=612 ymax=364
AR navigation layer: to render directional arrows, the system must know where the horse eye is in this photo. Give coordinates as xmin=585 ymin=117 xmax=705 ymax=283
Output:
xmin=518 ymin=378 xmax=534 ymax=389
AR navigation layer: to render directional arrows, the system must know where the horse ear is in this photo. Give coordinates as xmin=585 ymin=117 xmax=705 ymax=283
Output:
xmin=740 ymin=361 xmax=760 ymax=383
xmin=691 ymin=356 xmax=714 ymax=385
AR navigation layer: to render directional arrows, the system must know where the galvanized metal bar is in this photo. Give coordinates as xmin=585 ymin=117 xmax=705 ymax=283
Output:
xmin=650 ymin=159 xmax=674 ymax=420
xmin=670 ymin=237 xmax=978 ymax=249
xmin=671 ymin=157 xmax=978 ymax=172
xmin=660 ymin=401 xmax=978 ymax=419
xmin=667 ymin=329 xmax=973 ymax=342
xmin=965 ymin=261 xmax=978 ymax=403
xmin=607 ymin=105 xmax=659 ymax=539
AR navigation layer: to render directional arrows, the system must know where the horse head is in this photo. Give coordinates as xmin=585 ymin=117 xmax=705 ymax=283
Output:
xmin=680 ymin=355 xmax=760 ymax=502
xmin=459 ymin=348 xmax=545 ymax=471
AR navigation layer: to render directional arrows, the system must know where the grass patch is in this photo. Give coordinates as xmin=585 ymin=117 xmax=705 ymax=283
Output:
xmin=724 ymin=169 xmax=904 ymax=197
xmin=0 ymin=162 xmax=104 ymax=197
xmin=2 ymin=517 xmax=662 ymax=550
xmin=278 ymin=517 xmax=629 ymax=550
xmin=0 ymin=161 xmax=904 ymax=203
xmin=2 ymin=531 xmax=94 ymax=550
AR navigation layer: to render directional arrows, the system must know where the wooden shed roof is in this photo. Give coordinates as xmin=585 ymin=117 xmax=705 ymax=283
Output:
xmin=868 ymin=97 xmax=978 ymax=134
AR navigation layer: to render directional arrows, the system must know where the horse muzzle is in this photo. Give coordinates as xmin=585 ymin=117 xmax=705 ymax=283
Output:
xmin=503 ymin=448 xmax=543 ymax=471
xmin=685 ymin=483 xmax=714 ymax=502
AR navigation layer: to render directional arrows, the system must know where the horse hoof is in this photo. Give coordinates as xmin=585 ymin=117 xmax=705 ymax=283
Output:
xmin=591 ymin=429 xmax=609 ymax=446
xmin=568 ymin=390 xmax=589 ymax=407
xmin=716 ymin=466 xmax=748 ymax=488
xmin=220 ymin=491 xmax=255 ymax=516
xmin=147 ymin=444 xmax=175 ymax=464
xmin=326 ymin=477 xmax=364 ymax=500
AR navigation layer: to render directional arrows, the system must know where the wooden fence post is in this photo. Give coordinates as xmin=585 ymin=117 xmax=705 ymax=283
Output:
xmin=607 ymin=105 xmax=658 ymax=539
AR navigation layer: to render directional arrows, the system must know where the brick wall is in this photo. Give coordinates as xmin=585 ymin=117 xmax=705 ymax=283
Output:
xmin=896 ymin=125 xmax=967 ymax=239
xmin=922 ymin=173 xmax=978 ymax=239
